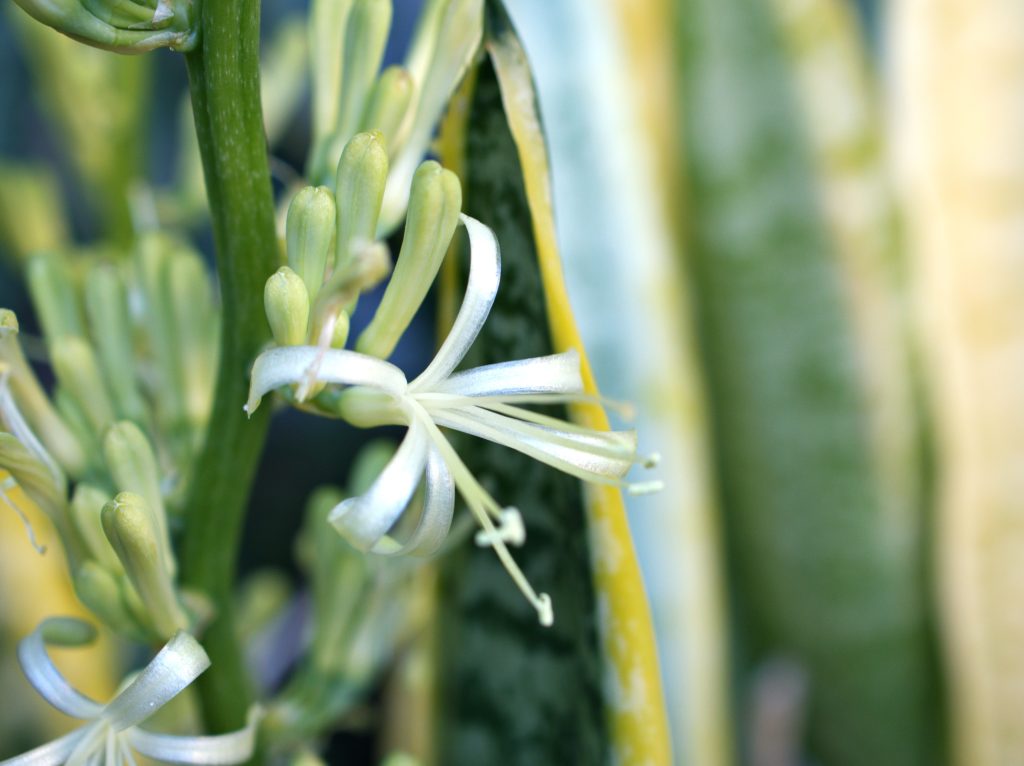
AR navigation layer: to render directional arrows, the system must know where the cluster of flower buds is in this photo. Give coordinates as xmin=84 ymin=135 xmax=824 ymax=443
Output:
xmin=264 ymin=443 xmax=431 ymax=746
xmin=307 ymin=0 xmax=482 ymax=232
xmin=0 ymin=237 xmax=218 ymax=641
xmin=9 ymin=0 xmax=196 ymax=53
xmin=266 ymin=131 xmax=461 ymax=386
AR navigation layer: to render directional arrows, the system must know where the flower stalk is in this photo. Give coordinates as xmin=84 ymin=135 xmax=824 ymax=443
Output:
xmin=182 ymin=0 xmax=279 ymax=737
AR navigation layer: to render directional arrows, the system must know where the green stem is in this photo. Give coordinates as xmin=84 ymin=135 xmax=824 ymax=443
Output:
xmin=181 ymin=0 xmax=277 ymax=736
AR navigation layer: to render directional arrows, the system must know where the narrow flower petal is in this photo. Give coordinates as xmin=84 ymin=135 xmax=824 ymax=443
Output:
xmin=329 ymin=421 xmax=429 ymax=551
xmin=100 ymin=632 xmax=210 ymax=731
xmin=428 ymin=350 xmax=583 ymax=398
xmin=127 ymin=708 xmax=261 ymax=765
xmin=411 ymin=214 xmax=500 ymax=391
xmin=374 ymin=443 xmax=455 ymax=557
xmin=0 ymin=727 xmax=89 ymax=766
xmin=18 ymin=623 xmax=103 ymax=720
xmin=246 ymin=346 xmax=408 ymax=414
xmin=433 ymin=406 xmax=638 ymax=484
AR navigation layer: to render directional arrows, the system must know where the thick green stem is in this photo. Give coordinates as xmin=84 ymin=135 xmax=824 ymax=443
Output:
xmin=181 ymin=0 xmax=278 ymax=736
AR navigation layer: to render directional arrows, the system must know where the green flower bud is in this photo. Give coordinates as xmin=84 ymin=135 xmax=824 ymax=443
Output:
xmin=301 ymin=485 xmax=371 ymax=672
xmin=286 ymin=186 xmax=337 ymax=303
xmin=10 ymin=0 xmax=197 ymax=53
xmin=289 ymin=751 xmax=328 ymax=766
xmin=309 ymin=0 xmax=354 ymax=146
xmin=103 ymin=421 xmax=174 ymax=576
xmin=135 ymin=234 xmax=187 ymax=434
xmin=330 ymin=0 xmax=392 ymax=158
xmin=0 ymin=432 xmax=65 ymax=525
xmin=262 ymin=18 xmax=309 ymax=146
xmin=0 ymin=431 xmax=87 ymax=566
xmin=236 ymin=570 xmax=292 ymax=640
xmin=26 ymin=252 xmax=84 ymax=344
xmin=166 ymin=249 xmax=218 ymax=433
xmin=0 ymin=163 xmax=68 ymax=261
xmin=357 ymin=161 xmax=461 ymax=358
xmin=39 ymin=616 xmax=97 ymax=647
xmin=330 ymin=309 xmax=351 ymax=349
xmin=0 ymin=310 xmax=86 ymax=477
xmin=70 ymin=483 xmax=121 ymax=573
xmin=102 ymin=492 xmax=187 ymax=639
xmin=84 ymin=264 xmax=146 ymax=425
xmin=50 ymin=336 xmax=116 ymax=439
xmin=265 ymin=267 xmax=311 ymax=347
xmin=74 ymin=560 xmax=147 ymax=639
xmin=379 ymin=0 xmax=482 ymax=232
xmin=335 ymin=131 xmax=389 ymax=273
xmin=311 ymin=241 xmax=390 ymax=340
xmin=54 ymin=388 xmax=100 ymax=464
xmin=360 ymin=66 xmax=413 ymax=153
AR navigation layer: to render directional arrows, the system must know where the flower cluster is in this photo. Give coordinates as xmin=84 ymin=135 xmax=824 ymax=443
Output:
xmin=251 ymin=189 xmax=659 ymax=625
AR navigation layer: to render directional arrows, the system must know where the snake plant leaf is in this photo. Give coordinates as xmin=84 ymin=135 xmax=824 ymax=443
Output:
xmin=432 ymin=6 xmax=670 ymax=765
xmin=677 ymin=0 xmax=938 ymax=763
xmin=891 ymin=2 xmax=1024 ymax=764
xmin=507 ymin=0 xmax=733 ymax=762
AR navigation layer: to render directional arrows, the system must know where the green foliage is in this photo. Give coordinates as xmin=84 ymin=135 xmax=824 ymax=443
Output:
xmin=676 ymin=0 xmax=939 ymax=763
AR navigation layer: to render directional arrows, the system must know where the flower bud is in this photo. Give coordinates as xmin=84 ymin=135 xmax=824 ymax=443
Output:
xmin=0 ymin=433 xmax=65 ymax=527
xmin=265 ymin=267 xmax=311 ymax=347
xmin=74 ymin=560 xmax=147 ymax=639
xmin=0 ymin=163 xmax=68 ymax=260
xmin=102 ymin=492 xmax=187 ymax=639
xmin=39 ymin=616 xmax=97 ymax=647
xmin=0 ymin=310 xmax=86 ymax=477
xmin=360 ymin=66 xmax=413 ymax=154
xmin=335 ymin=131 xmax=389 ymax=273
xmin=357 ymin=161 xmax=461 ymax=358
xmin=70 ymin=483 xmax=121 ymax=573
xmin=262 ymin=19 xmax=308 ymax=146
xmin=286 ymin=186 xmax=337 ymax=303
xmin=312 ymin=241 xmax=391 ymax=339
xmin=379 ymin=0 xmax=482 ymax=232
xmin=84 ymin=264 xmax=146 ymax=425
xmin=135 ymin=234 xmax=190 ymax=436
xmin=301 ymin=485 xmax=372 ymax=672
xmin=166 ymin=250 xmax=217 ymax=432
xmin=50 ymin=337 xmax=116 ymax=439
xmin=309 ymin=0 xmax=354 ymax=147
xmin=26 ymin=252 xmax=84 ymax=344
xmin=10 ymin=0 xmax=197 ymax=53
xmin=329 ymin=0 xmax=392 ymax=159
xmin=103 ymin=421 xmax=174 ymax=576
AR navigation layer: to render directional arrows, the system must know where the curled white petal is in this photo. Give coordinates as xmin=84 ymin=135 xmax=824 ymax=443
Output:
xmin=101 ymin=632 xmax=211 ymax=732
xmin=246 ymin=346 xmax=408 ymax=413
xmin=433 ymin=406 xmax=637 ymax=484
xmin=430 ymin=350 xmax=583 ymax=398
xmin=411 ymin=214 xmax=500 ymax=391
xmin=329 ymin=422 xmax=429 ymax=551
xmin=127 ymin=708 xmax=261 ymax=765
xmin=374 ymin=442 xmax=455 ymax=558
xmin=18 ymin=623 xmax=103 ymax=720
xmin=0 ymin=726 xmax=89 ymax=766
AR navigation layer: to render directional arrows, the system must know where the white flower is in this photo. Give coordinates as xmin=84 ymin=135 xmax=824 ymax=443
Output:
xmin=245 ymin=214 xmax=659 ymax=626
xmin=1 ymin=619 xmax=259 ymax=766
